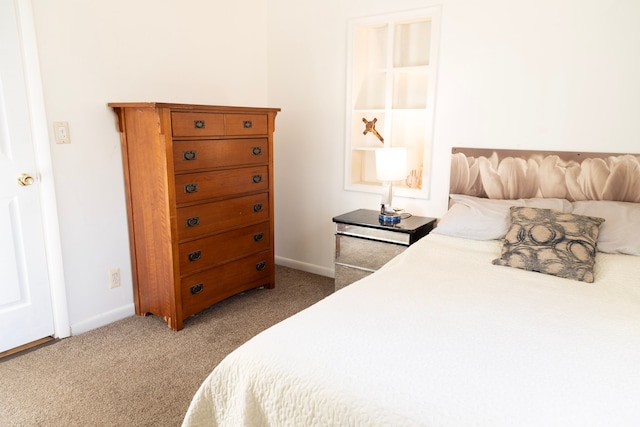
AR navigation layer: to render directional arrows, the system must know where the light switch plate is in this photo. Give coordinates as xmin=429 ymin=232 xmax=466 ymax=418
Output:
xmin=53 ymin=121 xmax=70 ymax=144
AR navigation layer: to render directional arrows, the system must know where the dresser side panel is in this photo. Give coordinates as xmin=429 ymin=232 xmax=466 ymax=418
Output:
xmin=111 ymin=107 xmax=141 ymax=311
xmin=160 ymin=107 xmax=183 ymax=328
xmin=266 ymin=111 xmax=278 ymax=289
xmin=122 ymin=107 xmax=177 ymax=326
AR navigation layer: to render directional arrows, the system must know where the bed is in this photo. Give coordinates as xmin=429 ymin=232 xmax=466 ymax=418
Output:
xmin=183 ymin=148 xmax=640 ymax=426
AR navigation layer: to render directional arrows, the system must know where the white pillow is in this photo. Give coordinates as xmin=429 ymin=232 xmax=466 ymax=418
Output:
xmin=572 ymin=201 xmax=640 ymax=256
xmin=433 ymin=194 xmax=573 ymax=241
xmin=523 ymin=197 xmax=574 ymax=211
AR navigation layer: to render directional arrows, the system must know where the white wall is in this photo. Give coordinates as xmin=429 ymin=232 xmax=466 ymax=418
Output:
xmin=31 ymin=0 xmax=269 ymax=333
xmin=268 ymin=0 xmax=640 ymax=276
xmin=30 ymin=0 xmax=640 ymax=333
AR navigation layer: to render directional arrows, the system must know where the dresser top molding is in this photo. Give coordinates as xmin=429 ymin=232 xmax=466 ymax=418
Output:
xmin=108 ymin=102 xmax=280 ymax=134
xmin=108 ymin=102 xmax=281 ymax=113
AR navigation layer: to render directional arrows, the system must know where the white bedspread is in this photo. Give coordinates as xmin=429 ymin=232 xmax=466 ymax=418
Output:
xmin=183 ymin=234 xmax=640 ymax=426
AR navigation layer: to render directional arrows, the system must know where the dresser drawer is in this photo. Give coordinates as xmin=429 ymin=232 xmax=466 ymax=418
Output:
xmin=225 ymin=114 xmax=268 ymax=135
xmin=335 ymin=235 xmax=406 ymax=271
xmin=175 ymin=166 xmax=268 ymax=204
xmin=178 ymin=221 xmax=270 ymax=276
xmin=173 ymin=138 xmax=268 ymax=172
xmin=181 ymin=250 xmax=272 ymax=318
xmin=176 ymin=193 xmax=269 ymax=240
xmin=171 ymin=112 xmax=225 ymax=137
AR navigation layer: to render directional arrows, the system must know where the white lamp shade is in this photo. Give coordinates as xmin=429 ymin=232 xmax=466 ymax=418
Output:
xmin=376 ymin=147 xmax=407 ymax=181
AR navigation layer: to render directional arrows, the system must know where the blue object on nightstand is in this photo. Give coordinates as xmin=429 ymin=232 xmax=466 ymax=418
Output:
xmin=378 ymin=213 xmax=401 ymax=225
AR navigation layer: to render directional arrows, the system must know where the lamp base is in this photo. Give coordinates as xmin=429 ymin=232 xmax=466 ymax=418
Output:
xmin=378 ymin=213 xmax=401 ymax=225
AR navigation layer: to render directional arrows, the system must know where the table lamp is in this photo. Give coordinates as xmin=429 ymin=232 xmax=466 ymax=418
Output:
xmin=375 ymin=147 xmax=407 ymax=225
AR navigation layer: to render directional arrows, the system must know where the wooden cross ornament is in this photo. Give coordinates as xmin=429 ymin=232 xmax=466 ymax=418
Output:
xmin=362 ymin=117 xmax=384 ymax=143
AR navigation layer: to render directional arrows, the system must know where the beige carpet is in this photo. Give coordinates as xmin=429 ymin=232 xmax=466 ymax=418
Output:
xmin=0 ymin=266 xmax=334 ymax=427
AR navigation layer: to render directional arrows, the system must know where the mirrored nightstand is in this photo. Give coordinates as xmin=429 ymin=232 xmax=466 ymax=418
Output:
xmin=332 ymin=209 xmax=436 ymax=291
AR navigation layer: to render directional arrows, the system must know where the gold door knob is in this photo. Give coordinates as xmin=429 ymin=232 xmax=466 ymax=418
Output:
xmin=17 ymin=173 xmax=35 ymax=186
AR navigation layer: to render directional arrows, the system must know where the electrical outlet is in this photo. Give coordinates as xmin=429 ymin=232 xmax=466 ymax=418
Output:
xmin=108 ymin=268 xmax=120 ymax=288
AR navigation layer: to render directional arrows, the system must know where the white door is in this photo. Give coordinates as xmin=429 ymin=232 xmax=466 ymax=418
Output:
xmin=0 ymin=0 xmax=55 ymax=353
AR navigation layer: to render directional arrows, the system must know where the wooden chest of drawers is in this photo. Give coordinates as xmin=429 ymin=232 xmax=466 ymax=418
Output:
xmin=109 ymin=102 xmax=279 ymax=330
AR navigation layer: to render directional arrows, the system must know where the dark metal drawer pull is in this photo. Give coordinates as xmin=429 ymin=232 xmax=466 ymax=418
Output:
xmin=194 ymin=120 xmax=205 ymax=129
xmin=252 ymin=174 xmax=262 ymax=184
xmin=188 ymin=250 xmax=202 ymax=262
xmin=183 ymin=150 xmax=197 ymax=161
xmin=252 ymin=203 xmax=263 ymax=213
xmin=184 ymin=183 xmax=198 ymax=193
xmin=253 ymin=233 xmax=264 ymax=242
xmin=252 ymin=146 xmax=262 ymax=156
xmin=186 ymin=216 xmax=200 ymax=227
xmin=255 ymin=261 xmax=267 ymax=271
xmin=190 ymin=283 xmax=204 ymax=295
xmin=243 ymin=120 xmax=252 ymax=128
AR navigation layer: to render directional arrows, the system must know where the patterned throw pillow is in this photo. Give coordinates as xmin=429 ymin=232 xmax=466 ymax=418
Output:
xmin=492 ymin=207 xmax=605 ymax=283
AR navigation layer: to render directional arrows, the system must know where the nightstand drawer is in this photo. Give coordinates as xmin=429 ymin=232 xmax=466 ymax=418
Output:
xmin=335 ymin=235 xmax=406 ymax=271
xmin=174 ymin=166 xmax=269 ymax=204
xmin=336 ymin=223 xmax=411 ymax=245
xmin=173 ymin=138 xmax=268 ymax=172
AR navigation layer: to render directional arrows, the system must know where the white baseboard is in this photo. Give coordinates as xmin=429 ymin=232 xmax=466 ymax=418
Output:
xmin=275 ymin=256 xmax=335 ymax=278
xmin=70 ymin=303 xmax=136 ymax=335
xmin=70 ymin=261 xmax=333 ymax=335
